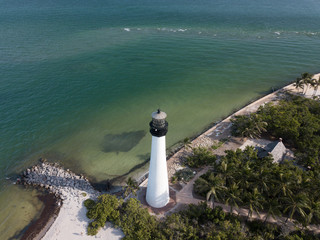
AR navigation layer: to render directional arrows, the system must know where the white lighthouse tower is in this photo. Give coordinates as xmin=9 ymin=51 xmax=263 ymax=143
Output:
xmin=146 ymin=109 xmax=169 ymax=208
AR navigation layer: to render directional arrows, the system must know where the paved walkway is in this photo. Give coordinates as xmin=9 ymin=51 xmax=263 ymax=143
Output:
xmin=176 ymin=167 xmax=210 ymax=205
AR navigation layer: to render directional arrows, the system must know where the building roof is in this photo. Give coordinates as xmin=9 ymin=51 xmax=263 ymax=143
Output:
xmin=257 ymin=140 xmax=286 ymax=163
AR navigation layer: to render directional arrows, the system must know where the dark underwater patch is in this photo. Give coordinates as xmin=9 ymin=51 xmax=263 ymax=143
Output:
xmin=101 ymin=130 xmax=146 ymax=153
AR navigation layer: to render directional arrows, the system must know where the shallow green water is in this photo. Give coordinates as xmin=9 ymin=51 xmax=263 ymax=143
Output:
xmin=1 ymin=0 xmax=320 ymax=238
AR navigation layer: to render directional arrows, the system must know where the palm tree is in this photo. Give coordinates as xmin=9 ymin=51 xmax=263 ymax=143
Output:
xmin=206 ymin=187 xmax=217 ymax=209
xmin=183 ymin=137 xmax=192 ymax=149
xmin=231 ymin=114 xmax=267 ymax=139
xmin=311 ymin=76 xmax=320 ymax=96
xmin=219 ymin=160 xmax=229 ymax=180
xmin=284 ymin=192 xmax=310 ymax=223
xmin=206 ymin=175 xmax=226 ymax=208
xmin=245 ymin=188 xmax=264 ymax=220
xmin=274 ymin=173 xmax=293 ymax=198
xmin=300 ymin=72 xmax=313 ymax=95
xmin=124 ymin=177 xmax=139 ymax=197
xmin=194 ymin=177 xmax=210 ymax=195
xmin=225 ymin=182 xmax=242 ymax=214
xmin=252 ymin=114 xmax=267 ymax=137
xmin=245 ymin=114 xmax=267 ymax=139
xmin=256 ymin=168 xmax=270 ymax=196
xmin=310 ymin=199 xmax=320 ymax=225
xmin=264 ymin=198 xmax=281 ymax=223
xmin=235 ymin=161 xmax=251 ymax=191
xmin=294 ymin=78 xmax=304 ymax=93
xmin=299 ymin=197 xmax=320 ymax=228
xmin=294 ymin=72 xmax=313 ymax=95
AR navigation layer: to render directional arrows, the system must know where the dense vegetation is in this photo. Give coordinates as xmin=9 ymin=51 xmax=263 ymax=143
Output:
xmin=185 ymin=147 xmax=217 ymax=168
xmin=195 ymin=96 xmax=320 ymax=227
xmin=85 ymin=195 xmax=159 ymax=238
xmin=195 ymin=146 xmax=320 ymax=226
xmin=85 ymin=195 xmax=318 ymax=239
xmin=231 ymin=94 xmax=320 ymax=169
xmin=231 ymin=113 xmax=268 ymax=139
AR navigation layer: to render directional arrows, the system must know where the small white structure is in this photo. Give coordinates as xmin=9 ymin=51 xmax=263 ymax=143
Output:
xmin=146 ymin=109 xmax=169 ymax=208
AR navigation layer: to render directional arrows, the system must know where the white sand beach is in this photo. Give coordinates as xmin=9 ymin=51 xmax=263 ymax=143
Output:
xmin=43 ymin=189 xmax=124 ymax=240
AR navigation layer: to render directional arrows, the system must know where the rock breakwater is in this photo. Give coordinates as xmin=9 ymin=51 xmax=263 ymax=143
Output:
xmin=18 ymin=159 xmax=97 ymax=201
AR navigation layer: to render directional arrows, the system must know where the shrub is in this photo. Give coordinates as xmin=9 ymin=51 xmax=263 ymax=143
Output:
xmin=84 ymin=199 xmax=96 ymax=209
xmin=86 ymin=194 xmax=121 ymax=235
xmin=81 ymin=192 xmax=87 ymax=197
xmin=87 ymin=221 xmax=99 ymax=235
xmin=171 ymin=175 xmax=178 ymax=184
xmin=174 ymin=168 xmax=195 ymax=182
xmin=119 ymin=198 xmax=160 ymax=240
xmin=211 ymin=139 xmax=226 ymax=150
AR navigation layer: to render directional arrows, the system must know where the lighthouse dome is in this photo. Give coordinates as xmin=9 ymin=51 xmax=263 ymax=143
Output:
xmin=151 ymin=109 xmax=167 ymax=120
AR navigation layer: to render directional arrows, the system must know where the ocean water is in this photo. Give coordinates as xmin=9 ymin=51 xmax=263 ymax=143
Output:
xmin=1 ymin=0 xmax=320 ymax=238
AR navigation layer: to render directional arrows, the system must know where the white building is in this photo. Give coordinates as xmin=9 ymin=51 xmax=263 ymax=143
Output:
xmin=146 ymin=109 xmax=169 ymax=208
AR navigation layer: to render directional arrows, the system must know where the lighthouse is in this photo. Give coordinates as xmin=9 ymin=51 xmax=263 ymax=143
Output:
xmin=146 ymin=109 xmax=169 ymax=208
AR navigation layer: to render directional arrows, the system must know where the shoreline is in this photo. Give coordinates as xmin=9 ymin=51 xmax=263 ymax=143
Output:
xmin=21 ymin=193 xmax=60 ymax=240
xmin=18 ymin=73 xmax=320 ymax=240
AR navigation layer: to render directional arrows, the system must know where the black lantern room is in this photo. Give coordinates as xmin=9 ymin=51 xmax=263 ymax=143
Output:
xmin=149 ymin=109 xmax=168 ymax=137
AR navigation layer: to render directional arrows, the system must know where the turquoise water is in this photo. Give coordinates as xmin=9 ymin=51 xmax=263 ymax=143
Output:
xmin=1 ymin=0 xmax=320 ymax=238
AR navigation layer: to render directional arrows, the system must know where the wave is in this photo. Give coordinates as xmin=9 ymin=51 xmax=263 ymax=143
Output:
xmin=155 ymin=27 xmax=188 ymax=33
xmin=119 ymin=27 xmax=319 ymax=41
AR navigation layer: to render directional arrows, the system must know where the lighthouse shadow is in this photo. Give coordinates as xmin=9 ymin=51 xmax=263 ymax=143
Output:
xmin=101 ymin=130 xmax=146 ymax=153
